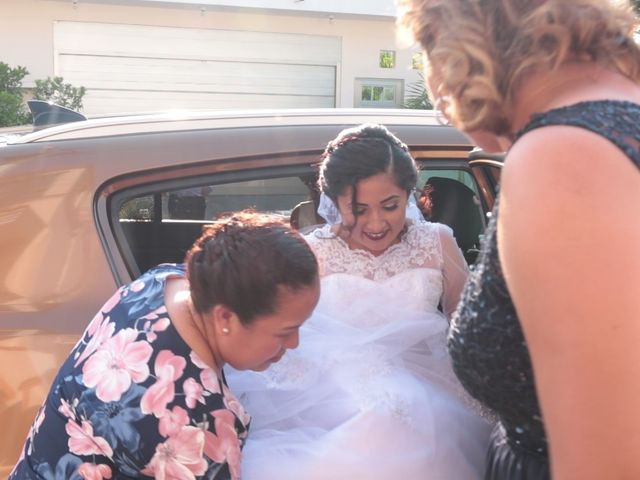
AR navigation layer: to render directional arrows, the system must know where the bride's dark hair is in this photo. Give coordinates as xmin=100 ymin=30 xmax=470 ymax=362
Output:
xmin=318 ymin=123 xmax=418 ymax=226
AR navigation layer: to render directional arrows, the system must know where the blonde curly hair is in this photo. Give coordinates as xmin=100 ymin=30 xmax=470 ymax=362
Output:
xmin=398 ymin=0 xmax=640 ymax=136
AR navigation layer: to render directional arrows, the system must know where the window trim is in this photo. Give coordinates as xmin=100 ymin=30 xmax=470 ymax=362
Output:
xmin=354 ymin=78 xmax=404 ymax=108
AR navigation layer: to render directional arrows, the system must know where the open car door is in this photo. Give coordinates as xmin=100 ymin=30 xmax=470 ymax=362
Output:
xmin=465 ymin=148 xmax=504 ymax=262
xmin=468 ymin=148 xmax=504 ymax=213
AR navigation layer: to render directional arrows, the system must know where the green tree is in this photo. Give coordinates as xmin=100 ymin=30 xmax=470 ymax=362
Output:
xmin=34 ymin=76 xmax=86 ymax=111
xmin=0 ymin=62 xmax=28 ymax=94
xmin=0 ymin=62 xmax=31 ymax=127
xmin=403 ymin=71 xmax=433 ymax=110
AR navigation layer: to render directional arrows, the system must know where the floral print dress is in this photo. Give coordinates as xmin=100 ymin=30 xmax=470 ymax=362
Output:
xmin=10 ymin=264 xmax=250 ymax=480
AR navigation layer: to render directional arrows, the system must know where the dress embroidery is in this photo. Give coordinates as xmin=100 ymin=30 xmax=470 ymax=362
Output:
xmin=306 ymin=222 xmax=443 ymax=281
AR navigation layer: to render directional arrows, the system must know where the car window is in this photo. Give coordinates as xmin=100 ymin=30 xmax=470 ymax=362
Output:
xmin=415 ymin=168 xmax=486 ymax=264
xmin=417 ymin=168 xmax=479 ymax=194
xmin=113 ymin=163 xmax=485 ymax=275
xmin=163 ymin=177 xmax=310 ymax=221
xmin=116 ymin=172 xmax=313 ymax=275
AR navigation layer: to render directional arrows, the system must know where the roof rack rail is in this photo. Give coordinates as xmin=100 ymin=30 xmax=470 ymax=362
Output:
xmin=28 ymin=100 xmax=87 ymax=131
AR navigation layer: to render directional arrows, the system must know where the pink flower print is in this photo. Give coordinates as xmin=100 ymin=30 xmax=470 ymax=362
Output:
xmin=184 ymin=378 xmax=207 ymax=409
xmin=223 ymin=385 xmax=251 ymax=428
xmin=78 ymin=463 xmax=113 ymax=480
xmin=33 ymin=405 xmax=46 ymax=431
xmin=58 ymin=398 xmax=78 ymax=419
xmin=66 ymin=419 xmax=114 ymax=458
xmin=87 ymin=311 xmax=104 ymax=338
xmin=82 ymin=328 xmax=152 ymax=402
xmin=74 ymin=313 xmax=116 ymax=367
xmin=27 ymin=404 xmax=47 ymax=455
xmin=200 ymin=368 xmax=221 ymax=395
xmin=189 ymin=351 xmax=209 ymax=369
xmin=203 ymin=409 xmax=242 ymax=480
xmin=142 ymin=426 xmax=207 ymax=480
xmin=159 ymin=406 xmax=190 ymax=437
xmin=146 ymin=317 xmax=171 ymax=343
xmin=155 ymin=350 xmax=187 ymax=380
xmin=140 ymin=350 xmax=187 ymax=417
xmin=143 ymin=306 xmax=168 ymax=321
xmin=101 ymin=287 xmax=124 ymax=314
xmin=130 ymin=280 xmax=145 ymax=292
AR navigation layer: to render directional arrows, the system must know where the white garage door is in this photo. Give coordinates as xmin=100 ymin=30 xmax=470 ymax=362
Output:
xmin=54 ymin=21 xmax=340 ymax=116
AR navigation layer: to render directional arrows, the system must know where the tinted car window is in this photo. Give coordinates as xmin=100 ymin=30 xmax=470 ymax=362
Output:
xmin=114 ymin=164 xmax=485 ymax=275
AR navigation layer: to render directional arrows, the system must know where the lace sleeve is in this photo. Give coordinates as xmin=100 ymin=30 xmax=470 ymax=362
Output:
xmin=435 ymin=223 xmax=470 ymax=320
xmin=302 ymin=225 xmax=334 ymax=277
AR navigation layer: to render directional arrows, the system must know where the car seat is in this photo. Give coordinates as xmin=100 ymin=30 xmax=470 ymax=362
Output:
xmin=420 ymin=176 xmax=484 ymax=264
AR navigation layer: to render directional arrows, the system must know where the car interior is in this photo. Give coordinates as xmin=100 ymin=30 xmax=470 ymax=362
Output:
xmin=115 ymin=164 xmax=487 ymax=277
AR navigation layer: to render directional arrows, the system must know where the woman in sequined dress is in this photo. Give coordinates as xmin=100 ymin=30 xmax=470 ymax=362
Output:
xmin=400 ymin=0 xmax=640 ymax=479
xmin=227 ymin=124 xmax=493 ymax=479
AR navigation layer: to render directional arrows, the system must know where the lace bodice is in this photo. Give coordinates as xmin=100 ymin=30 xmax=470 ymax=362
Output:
xmin=449 ymin=100 xmax=640 ymax=459
xmin=306 ymin=222 xmax=441 ymax=281
xmin=304 ymin=222 xmax=469 ymax=319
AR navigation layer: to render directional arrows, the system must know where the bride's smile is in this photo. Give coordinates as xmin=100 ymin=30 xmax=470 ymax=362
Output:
xmin=336 ymin=172 xmax=408 ymax=256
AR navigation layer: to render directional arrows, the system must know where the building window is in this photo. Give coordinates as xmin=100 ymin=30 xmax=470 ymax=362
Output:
xmin=412 ymin=52 xmax=423 ymax=70
xmin=355 ymin=78 xmax=403 ymax=108
xmin=379 ymin=50 xmax=395 ymax=68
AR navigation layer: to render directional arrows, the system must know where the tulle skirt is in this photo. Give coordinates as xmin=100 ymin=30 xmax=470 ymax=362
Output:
xmin=227 ymin=289 xmax=493 ymax=479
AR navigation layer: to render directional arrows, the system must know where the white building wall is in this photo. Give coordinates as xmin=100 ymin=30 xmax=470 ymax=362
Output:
xmin=122 ymin=0 xmax=398 ymax=17
xmin=0 ymin=0 xmax=422 ymax=110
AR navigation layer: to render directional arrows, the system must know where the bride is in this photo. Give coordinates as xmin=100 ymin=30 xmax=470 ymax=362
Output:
xmin=229 ymin=124 xmax=492 ymax=479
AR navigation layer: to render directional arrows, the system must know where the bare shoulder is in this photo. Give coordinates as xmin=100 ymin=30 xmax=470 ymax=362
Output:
xmin=498 ymin=117 xmax=640 ymax=480
xmin=502 ymin=125 xmax=638 ymax=210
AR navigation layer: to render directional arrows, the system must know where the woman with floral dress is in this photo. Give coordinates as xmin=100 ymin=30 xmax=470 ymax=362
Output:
xmin=10 ymin=211 xmax=320 ymax=480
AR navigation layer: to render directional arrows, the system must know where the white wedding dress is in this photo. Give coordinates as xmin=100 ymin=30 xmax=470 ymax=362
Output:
xmin=228 ymin=221 xmax=493 ymax=480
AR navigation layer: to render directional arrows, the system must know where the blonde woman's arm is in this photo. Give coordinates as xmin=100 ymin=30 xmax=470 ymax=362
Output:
xmin=499 ymin=126 xmax=640 ymax=480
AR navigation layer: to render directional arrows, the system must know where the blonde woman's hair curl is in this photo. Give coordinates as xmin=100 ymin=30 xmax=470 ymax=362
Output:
xmin=399 ymin=0 xmax=640 ymax=136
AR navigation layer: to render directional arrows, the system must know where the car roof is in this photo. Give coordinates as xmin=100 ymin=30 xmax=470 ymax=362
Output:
xmin=11 ymin=108 xmax=447 ymax=144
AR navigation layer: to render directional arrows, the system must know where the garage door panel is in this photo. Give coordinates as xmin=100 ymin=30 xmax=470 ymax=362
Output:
xmin=58 ymin=54 xmax=336 ymax=97
xmin=55 ymin=22 xmax=339 ymax=115
xmin=83 ymin=89 xmax=335 ymax=116
xmin=55 ymin=22 xmax=341 ymax=65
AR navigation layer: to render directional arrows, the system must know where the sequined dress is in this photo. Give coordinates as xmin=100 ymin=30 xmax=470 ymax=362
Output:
xmin=448 ymin=100 xmax=640 ymax=480
xmin=228 ymin=221 xmax=493 ymax=479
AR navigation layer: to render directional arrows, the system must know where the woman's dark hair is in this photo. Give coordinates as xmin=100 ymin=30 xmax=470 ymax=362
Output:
xmin=185 ymin=210 xmax=318 ymax=324
xmin=318 ymin=123 xmax=418 ymax=223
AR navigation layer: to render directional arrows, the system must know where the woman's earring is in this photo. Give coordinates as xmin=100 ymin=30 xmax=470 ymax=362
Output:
xmin=222 ymin=327 xmax=230 ymax=335
xmin=433 ymin=95 xmax=452 ymax=126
